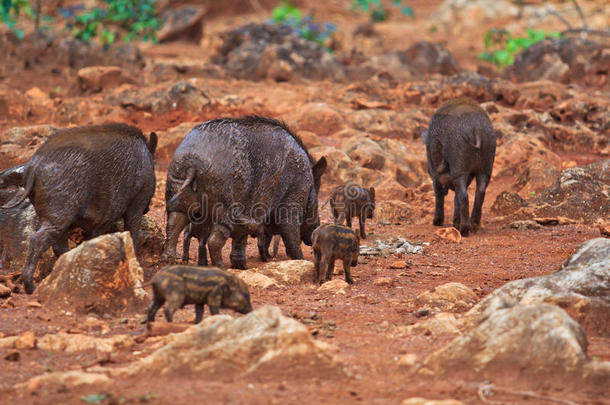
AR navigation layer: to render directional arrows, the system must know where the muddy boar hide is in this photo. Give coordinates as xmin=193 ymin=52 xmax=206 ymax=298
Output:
xmin=162 ymin=116 xmax=327 ymax=270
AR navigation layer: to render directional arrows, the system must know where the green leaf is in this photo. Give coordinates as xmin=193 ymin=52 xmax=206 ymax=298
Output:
xmin=82 ymin=394 xmax=108 ymax=404
xmin=401 ymin=6 xmax=413 ymax=16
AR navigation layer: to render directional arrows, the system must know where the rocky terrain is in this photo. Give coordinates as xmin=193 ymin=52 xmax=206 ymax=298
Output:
xmin=0 ymin=0 xmax=608 ymax=403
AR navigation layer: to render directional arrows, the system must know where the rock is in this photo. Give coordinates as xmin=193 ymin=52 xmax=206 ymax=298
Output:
xmin=0 ymin=197 xmax=55 ymax=279
xmin=402 ymin=398 xmax=465 ymax=405
xmin=490 ymin=191 xmax=525 ymax=217
xmin=4 ymin=350 xmax=19 ymax=361
xmin=403 ymin=41 xmax=461 ymax=76
xmin=432 ymin=0 xmax=518 ymax=25
xmin=463 ymin=238 xmax=610 ymax=336
xmin=0 ymin=336 xmax=18 ymax=348
xmin=600 ymin=222 xmax=610 ymax=237
xmin=373 ymin=277 xmax=394 ymax=286
xmin=1 ymin=124 xmax=57 ymax=148
xmin=25 ymin=87 xmax=48 ymax=102
xmin=77 ymin=66 xmax=133 ymax=92
xmin=416 ymin=283 xmax=478 ymax=313
xmin=116 ymin=306 xmax=339 ymax=378
xmin=14 ymin=331 xmax=37 ymax=349
xmin=526 ymin=161 xmax=610 ymax=224
xmin=420 ymin=304 xmax=609 ymax=388
xmin=360 ymin=238 xmax=427 ymax=256
xmin=509 ymin=220 xmax=541 ymax=230
xmin=297 ymin=130 xmax=321 ymax=148
xmin=434 ymin=227 xmax=462 ymax=243
xmin=318 ymin=279 xmax=350 ymax=295
xmin=253 ymin=260 xmax=316 ymax=285
xmin=215 ymin=23 xmax=345 ymax=82
xmin=157 ymin=6 xmax=206 ymax=43
xmin=400 ymin=313 xmax=460 ymax=336
xmin=503 ymin=38 xmax=610 ymax=88
xmin=37 ymin=333 xmax=134 ymax=353
xmin=17 ymin=371 xmax=111 ymax=390
xmin=390 ymin=261 xmax=409 ymax=269
xmin=229 ymin=270 xmax=279 ymax=289
xmin=494 ymin=134 xmax=562 ymax=196
xmin=0 ymin=284 xmax=11 ymax=297
xmin=285 ymin=103 xmax=345 ymax=137
xmin=374 ymin=200 xmax=413 ymax=224
xmin=137 ymin=216 xmax=164 ymax=258
xmin=36 ymin=232 xmax=148 ymax=316
xmin=346 ymin=109 xmax=429 ymax=140
xmin=114 ymin=81 xmax=211 ymax=113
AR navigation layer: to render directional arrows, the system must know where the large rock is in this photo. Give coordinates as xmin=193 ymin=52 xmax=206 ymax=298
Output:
xmin=113 ymin=81 xmax=211 ymax=113
xmin=420 ymin=304 xmax=609 ymax=388
xmin=0 ymin=196 xmax=55 ymax=280
xmin=117 ymin=306 xmax=339 ymax=377
xmin=77 ymin=66 xmax=133 ymax=92
xmin=35 ymin=232 xmax=148 ymax=316
xmin=17 ymin=371 xmax=112 ymax=390
xmin=284 ymin=103 xmax=345 ymax=136
xmin=37 ymin=333 xmax=135 ymax=353
xmin=403 ymin=41 xmax=461 ymax=76
xmin=503 ymin=38 xmax=610 ymax=89
xmin=463 ymin=238 xmax=610 ymax=336
xmin=248 ymin=260 xmax=316 ymax=286
xmin=415 ymin=283 xmax=479 ymax=313
xmin=157 ymin=6 xmax=206 ymax=43
xmin=0 ymin=124 xmax=56 ymax=148
xmin=214 ymin=23 xmax=345 ymax=82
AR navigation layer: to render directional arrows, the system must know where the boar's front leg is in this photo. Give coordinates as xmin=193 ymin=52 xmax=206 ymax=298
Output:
xmin=162 ymin=212 xmax=189 ymax=262
xmin=358 ymin=215 xmax=367 ymax=239
xmin=313 ymin=248 xmax=322 ymax=283
xmin=194 ymin=303 xmax=204 ymax=323
xmin=229 ymin=233 xmax=248 ymax=269
xmin=471 ymin=173 xmax=490 ymax=232
xmin=182 ymin=226 xmax=192 ymax=263
xmin=342 ymin=258 xmax=354 ymax=284
xmin=23 ymin=220 xmax=66 ymax=294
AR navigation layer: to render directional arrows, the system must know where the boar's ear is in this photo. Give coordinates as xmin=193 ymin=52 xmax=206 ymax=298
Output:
xmin=147 ymin=132 xmax=158 ymax=155
xmin=418 ymin=126 xmax=429 ymax=144
xmin=369 ymin=187 xmax=375 ymax=201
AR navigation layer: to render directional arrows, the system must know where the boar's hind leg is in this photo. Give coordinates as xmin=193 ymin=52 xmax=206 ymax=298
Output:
xmin=230 ymin=233 xmax=248 ymax=269
xmin=280 ymin=224 xmax=303 ymax=260
xmin=194 ymin=303 xmax=204 ymax=323
xmin=147 ymin=296 xmax=164 ymax=329
xmin=471 ymin=173 xmax=490 ymax=232
xmin=208 ymin=224 xmax=230 ymax=269
xmin=453 ymin=175 xmax=471 ymax=236
xmin=124 ymin=201 xmax=148 ymax=251
xmin=197 ymin=229 xmax=210 ymax=266
xmin=432 ymin=179 xmax=446 ymax=226
xmin=324 ymin=256 xmax=335 ymax=282
xmin=23 ymin=221 xmax=67 ymax=294
xmin=182 ymin=226 xmax=192 ymax=263
xmin=343 ymin=258 xmax=354 ymax=284
xmin=358 ymin=216 xmax=367 ymax=239
xmin=52 ymin=232 xmax=69 ymax=257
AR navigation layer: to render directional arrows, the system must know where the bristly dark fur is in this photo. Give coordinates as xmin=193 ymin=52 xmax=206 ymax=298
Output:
xmin=59 ymin=123 xmax=147 ymax=142
xmin=202 ymin=115 xmax=314 ymax=164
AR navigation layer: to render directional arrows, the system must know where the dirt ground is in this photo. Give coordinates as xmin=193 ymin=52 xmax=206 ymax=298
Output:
xmin=0 ymin=0 xmax=609 ymax=404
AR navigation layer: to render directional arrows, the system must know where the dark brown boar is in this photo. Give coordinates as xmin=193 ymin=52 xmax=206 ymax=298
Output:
xmin=420 ymin=97 xmax=496 ymax=236
xmin=311 ymin=223 xmax=360 ymax=285
xmin=146 ymin=265 xmax=253 ymax=328
xmin=2 ymin=123 xmax=158 ymax=294
xmin=162 ymin=116 xmax=327 ymax=269
xmin=329 ymin=183 xmax=375 ymax=239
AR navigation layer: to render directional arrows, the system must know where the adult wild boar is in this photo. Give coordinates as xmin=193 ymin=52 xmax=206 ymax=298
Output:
xmin=162 ymin=116 xmax=327 ymax=269
xmin=420 ymin=97 xmax=496 ymax=236
xmin=2 ymin=123 xmax=157 ymax=294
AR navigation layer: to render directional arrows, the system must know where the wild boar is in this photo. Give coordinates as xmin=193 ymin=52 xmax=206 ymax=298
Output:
xmin=146 ymin=265 xmax=253 ymax=328
xmin=162 ymin=116 xmax=327 ymax=269
xmin=312 ymin=223 xmax=360 ymax=285
xmin=2 ymin=123 xmax=157 ymax=294
xmin=420 ymin=97 xmax=496 ymax=236
xmin=329 ymin=183 xmax=375 ymax=239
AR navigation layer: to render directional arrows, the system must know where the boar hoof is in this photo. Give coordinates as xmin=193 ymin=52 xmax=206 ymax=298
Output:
xmin=24 ymin=280 xmax=35 ymax=295
xmin=433 ymin=217 xmax=444 ymax=226
xmin=471 ymin=222 xmax=481 ymax=233
xmin=230 ymin=259 xmax=246 ymax=270
xmin=459 ymin=226 xmax=470 ymax=237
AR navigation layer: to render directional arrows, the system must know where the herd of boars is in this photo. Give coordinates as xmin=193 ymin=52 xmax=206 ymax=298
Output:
xmin=0 ymin=97 xmax=496 ymax=324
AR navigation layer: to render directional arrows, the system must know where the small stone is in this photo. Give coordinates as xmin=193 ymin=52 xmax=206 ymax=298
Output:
xmin=318 ymin=279 xmax=350 ymax=295
xmin=599 ymin=223 xmax=610 ymax=237
xmin=26 ymin=301 xmax=42 ymax=308
xmin=14 ymin=331 xmax=37 ymax=349
xmin=4 ymin=350 xmax=20 ymax=361
xmin=398 ymin=353 xmax=418 ymax=368
xmin=509 ymin=220 xmax=542 ymax=230
xmin=25 ymin=87 xmax=47 ymax=101
xmin=0 ymin=284 xmax=11 ymax=298
xmin=434 ymin=227 xmax=462 ymax=243
xmin=373 ymin=277 xmax=395 ymax=287
xmin=390 ymin=261 xmax=409 ymax=269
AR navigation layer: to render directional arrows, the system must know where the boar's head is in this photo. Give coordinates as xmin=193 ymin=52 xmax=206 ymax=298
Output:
xmin=301 ymin=157 xmax=327 ymax=246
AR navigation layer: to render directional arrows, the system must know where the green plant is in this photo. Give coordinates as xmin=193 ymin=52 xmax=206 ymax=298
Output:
xmin=478 ymin=28 xmax=562 ymax=69
xmin=0 ymin=0 xmax=33 ymax=38
xmin=270 ymin=0 xmax=337 ymax=49
xmin=81 ymin=394 xmax=108 ymax=404
xmin=63 ymin=0 xmax=161 ymax=45
xmin=352 ymin=0 xmax=413 ymax=22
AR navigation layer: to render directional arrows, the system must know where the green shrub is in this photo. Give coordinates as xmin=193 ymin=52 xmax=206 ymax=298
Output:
xmin=352 ymin=0 xmax=413 ymax=22
xmin=0 ymin=0 xmax=33 ymax=38
xmin=478 ymin=28 xmax=562 ymax=69
xmin=270 ymin=0 xmax=337 ymax=49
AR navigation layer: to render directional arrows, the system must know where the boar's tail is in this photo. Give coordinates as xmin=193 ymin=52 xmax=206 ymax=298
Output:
xmin=270 ymin=235 xmax=280 ymax=258
xmin=465 ymin=128 xmax=482 ymax=149
xmin=147 ymin=132 xmax=158 ymax=155
xmin=1 ymin=170 xmax=34 ymax=209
